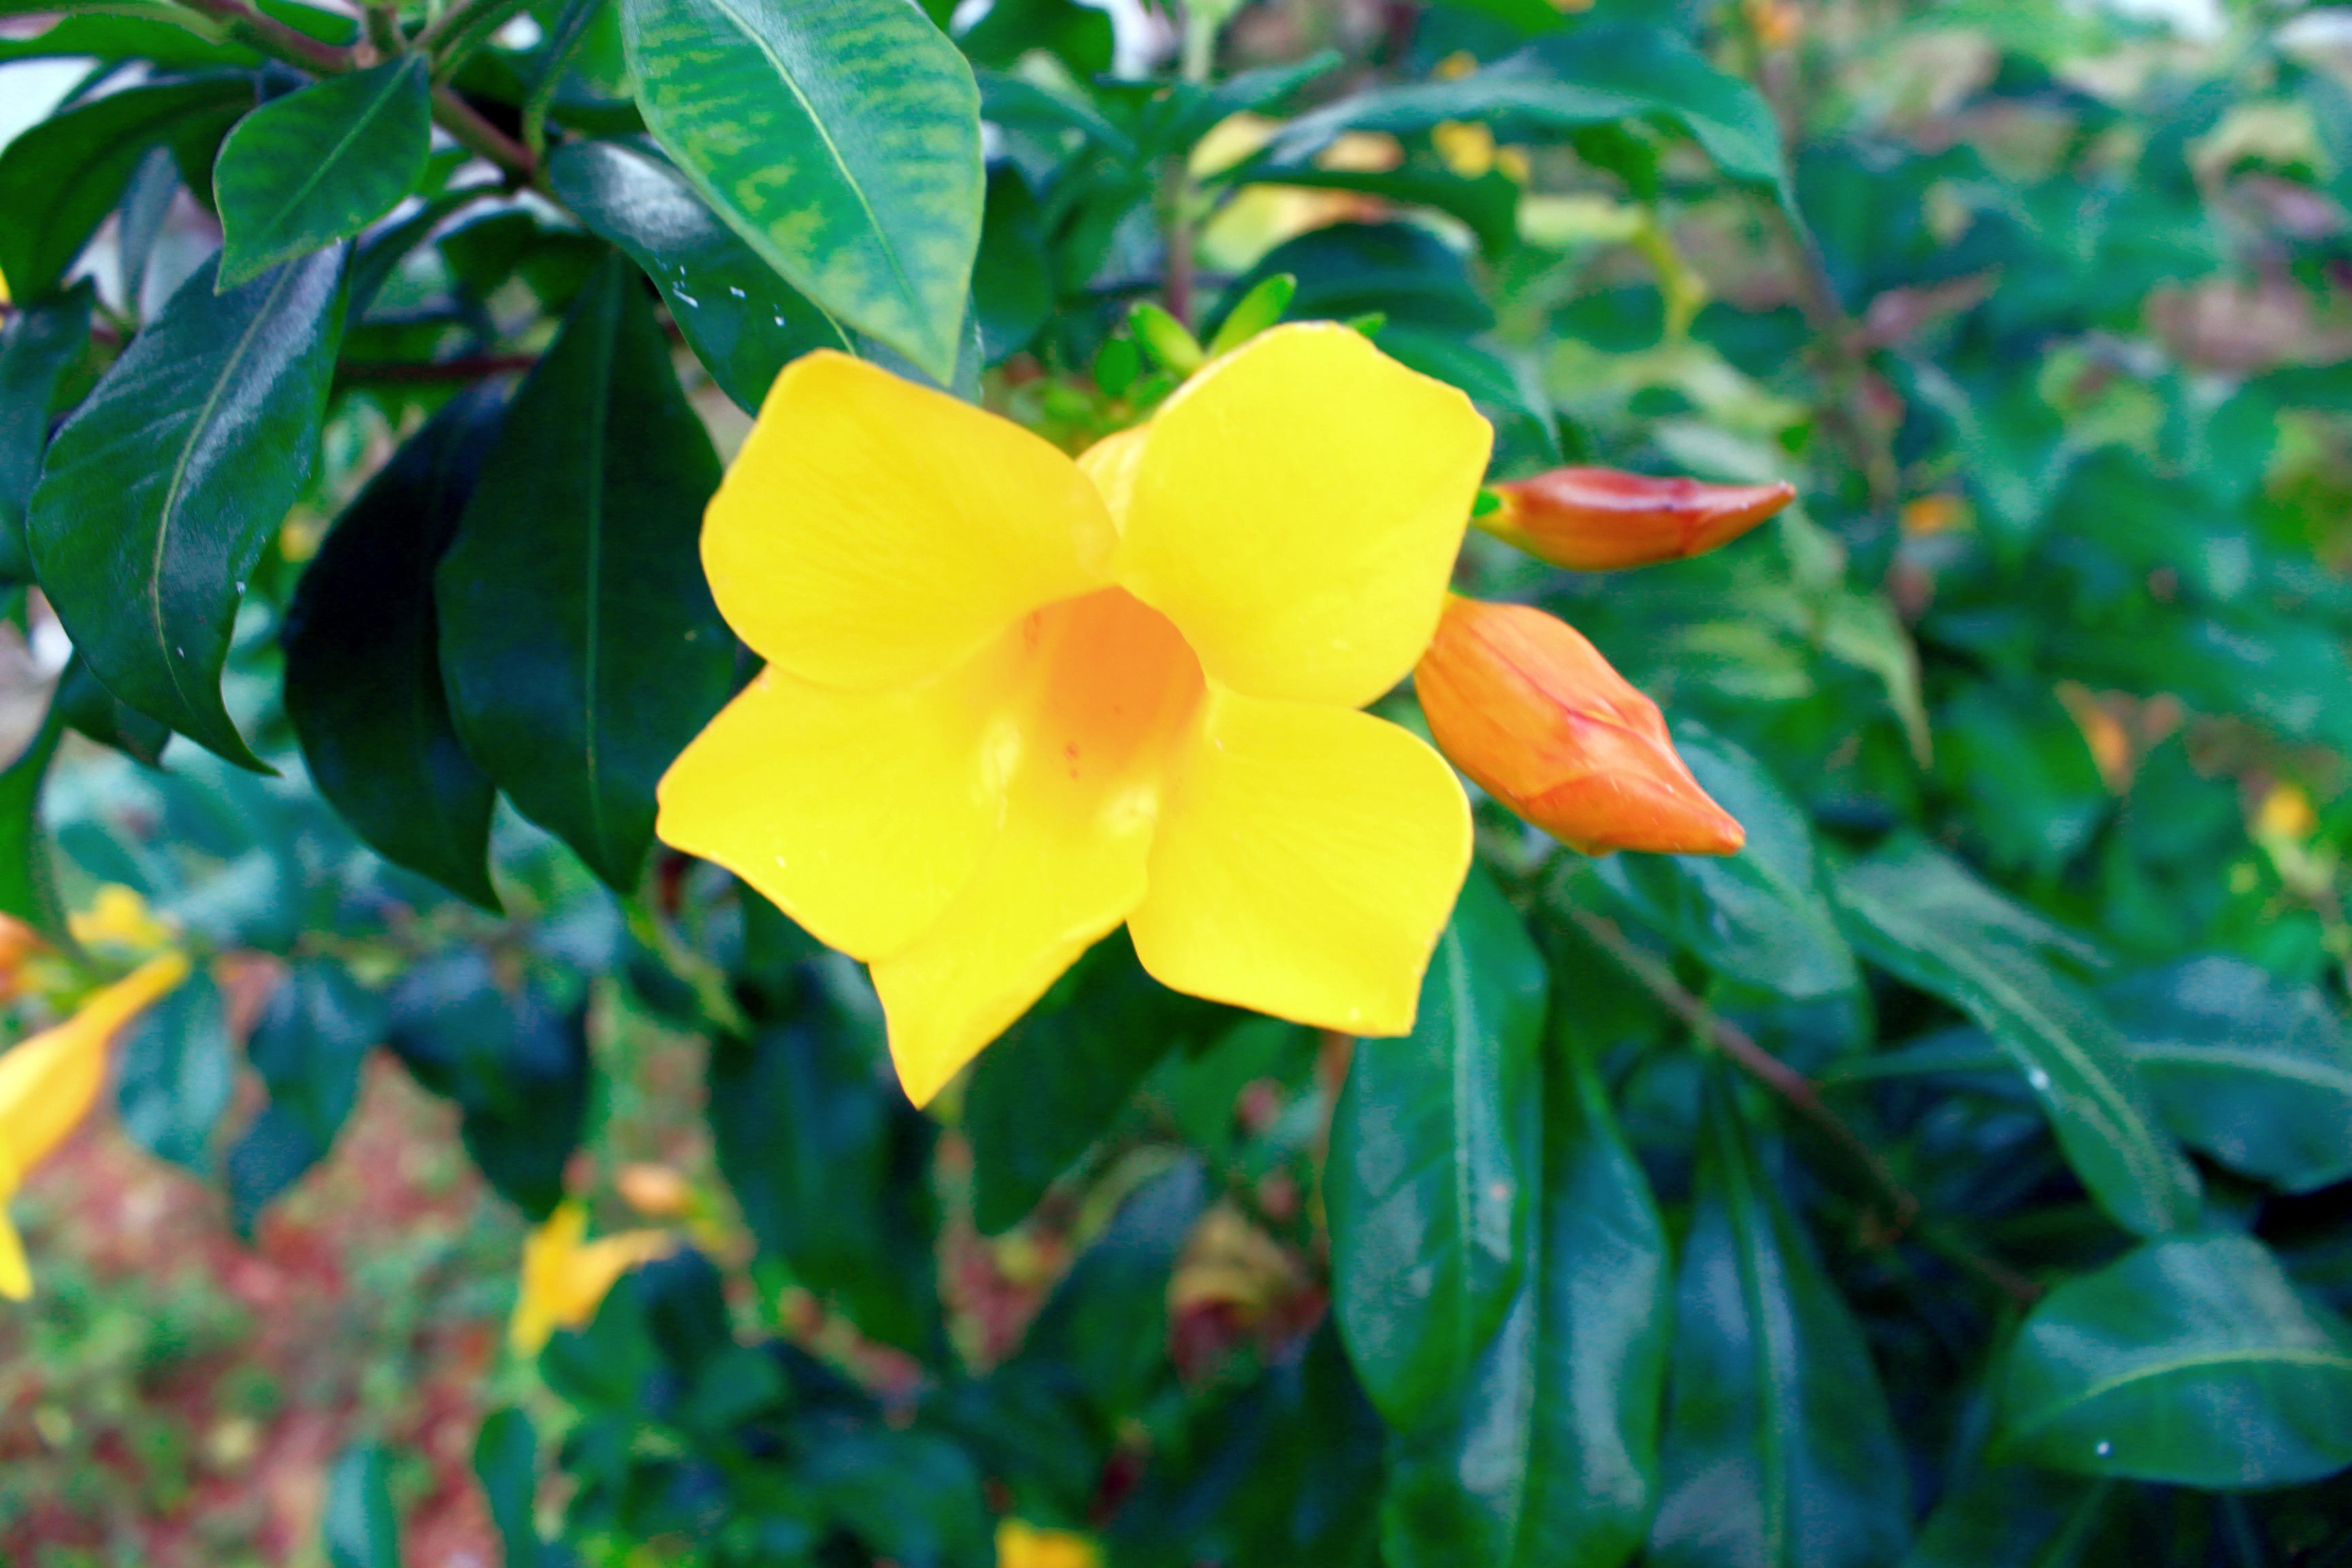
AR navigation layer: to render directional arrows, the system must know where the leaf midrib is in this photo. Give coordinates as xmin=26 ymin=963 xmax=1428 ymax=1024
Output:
xmin=235 ymin=61 xmax=416 ymax=265
xmin=2012 ymin=1345 xmax=2352 ymax=1442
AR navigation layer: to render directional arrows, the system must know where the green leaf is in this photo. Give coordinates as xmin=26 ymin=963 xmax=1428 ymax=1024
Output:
xmin=707 ymin=971 xmax=941 ymax=1355
xmin=225 ymin=959 xmax=381 ymax=1226
xmin=966 ymin=932 xmax=1235 ymax=1235
xmin=1382 ymin=1030 xmax=1671 ymax=1568
xmin=0 ymin=679 xmax=71 ymax=935
xmin=956 ymin=0 xmax=1113 ymax=79
xmin=284 ymin=387 xmax=504 ymax=911
xmin=1373 ymin=325 xmax=1560 ymax=471
xmin=1595 ymin=724 xmax=1858 ymax=1002
xmin=322 ymin=1443 xmax=401 ymax=1568
xmin=1258 ymin=24 xmax=1786 ymax=195
xmin=0 ymin=78 xmax=254 ymax=299
xmin=1015 ymin=1158 xmax=1208 ymax=1416
xmin=1997 ymin=1232 xmax=2352 ymax=1488
xmin=385 ymin=951 xmax=589 ymax=1220
xmin=1836 ymin=839 xmax=2201 ymax=1237
xmin=213 ymin=59 xmax=431 ymax=287
xmin=548 ymin=137 xmax=851 ymax=412
xmin=474 ymin=1408 xmax=550 ymax=1568
xmin=0 ymin=283 xmax=93 ymax=581
xmin=1648 ymin=1079 xmax=1911 ymax=1568
xmin=1330 ymin=867 xmax=1546 ymax=1430
xmin=1221 ymin=161 xmax=1522 ymax=258
xmin=1218 ymin=222 xmax=1493 ymax=337
xmin=57 ymin=655 xmax=172 ymax=767
xmin=2106 ymin=958 xmax=2352 ymax=1195
xmin=618 ymin=0 xmax=985 ymax=379
xmin=436 ymin=255 xmax=734 ymax=892
xmin=971 ymin=163 xmax=1052 ymax=365
xmin=28 ymin=247 xmax=347 ymax=770
xmin=116 ymin=965 xmax=233 ymax=1172
xmin=1900 ymin=1464 xmax=2113 ymax=1568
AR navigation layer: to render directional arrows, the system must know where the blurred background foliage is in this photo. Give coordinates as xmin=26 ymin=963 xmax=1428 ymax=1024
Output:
xmin=4 ymin=0 xmax=2352 ymax=1561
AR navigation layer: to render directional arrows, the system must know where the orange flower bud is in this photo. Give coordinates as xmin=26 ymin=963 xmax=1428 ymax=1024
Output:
xmin=1484 ymin=466 xmax=1795 ymax=572
xmin=1415 ymin=596 xmax=1744 ymax=856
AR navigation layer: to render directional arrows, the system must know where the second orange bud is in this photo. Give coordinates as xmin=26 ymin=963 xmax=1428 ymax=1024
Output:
xmin=1415 ymin=595 xmax=1745 ymax=856
xmin=1484 ymin=466 xmax=1795 ymax=572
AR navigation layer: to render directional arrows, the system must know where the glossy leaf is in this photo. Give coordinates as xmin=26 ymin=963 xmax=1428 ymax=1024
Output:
xmin=0 ymin=283 xmax=93 ymax=581
xmin=436 ymin=255 xmax=733 ymax=892
xmin=1997 ymin=1232 xmax=2352 ymax=1488
xmin=548 ymin=137 xmax=849 ymax=412
xmin=964 ymin=932 xmax=1233 ymax=1235
xmin=214 ymin=59 xmax=431 ymax=287
xmin=1837 ymin=838 xmax=2200 ymax=1237
xmin=1597 ymin=724 xmax=1859 ymax=1002
xmin=28 ymin=247 xmax=347 ymax=770
xmin=284 ymin=387 xmax=504 ymax=911
xmin=1330 ymin=867 xmax=1546 ymax=1430
xmin=617 ymin=0 xmax=984 ymax=379
xmin=1015 ymin=1158 xmax=1208 ymax=1417
xmin=1648 ymin=1081 xmax=1911 ymax=1568
xmin=1901 ymin=1465 xmax=2114 ymax=1568
xmin=115 ymin=965 xmax=233 ymax=1172
xmin=1383 ymin=1029 xmax=1671 ymax=1568
xmin=1219 ymin=221 xmax=1493 ymax=336
xmin=2105 ymin=956 xmax=2352 ymax=1194
xmin=1258 ymin=24 xmax=1786 ymax=195
xmin=707 ymin=970 xmax=941 ymax=1355
xmin=0 ymin=78 xmax=253 ymax=299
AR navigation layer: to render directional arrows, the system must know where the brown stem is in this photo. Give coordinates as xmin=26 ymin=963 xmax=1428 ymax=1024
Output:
xmin=175 ymin=0 xmax=352 ymax=70
xmin=431 ymin=84 xmax=536 ymax=184
xmin=1565 ymin=906 xmax=2044 ymax=1306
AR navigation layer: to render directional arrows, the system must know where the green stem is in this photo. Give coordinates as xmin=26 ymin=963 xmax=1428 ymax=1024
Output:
xmin=432 ymin=82 xmax=537 ymax=183
xmin=174 ymin=0 xmax=350 ymax=70
xmin=621 ymin=894 xmax=749 ymax=1039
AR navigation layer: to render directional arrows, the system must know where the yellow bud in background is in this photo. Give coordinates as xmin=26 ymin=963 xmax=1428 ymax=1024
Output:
xmin=1416 ymin=596 xmax=1744 ymax=857
xmin=1484 ymin=466 xmax=1795 ymax=572
xmin=68 ymin=885 xmax=176 ymax=960
xmin=996 ymin=1518 xmax=1100 ymax=1568
xmin=615 ymin=1162 xmax=698 ymax=1219
xmin=510 ymin=1201 xmax=677 ymax=1356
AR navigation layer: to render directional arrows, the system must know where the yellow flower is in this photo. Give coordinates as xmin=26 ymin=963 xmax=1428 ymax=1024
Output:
xmin=657 ymin=325 xmax=1490 ymax=1105
xmin=996 ymin=1519 xmax=1100 ymax=1568
xmin=0 ymin=953 xmax=191 ymax=1300
xmin=510 ymin=1200 xmax=676 ymax=1356
xmin=68 ymin=885 xmax=176 ymax=960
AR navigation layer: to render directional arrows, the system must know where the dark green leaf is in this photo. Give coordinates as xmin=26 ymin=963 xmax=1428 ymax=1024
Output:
xmin=1648 ymin=1079 xmax=1910 ymax=1568
xmin=1373 ymin=325 xmax=1560 ymax=471
xmin=1901 ymin=1465 xmax=2114 ymax=1568
xmin=0 ymin=282 xmax=93 ymax=581
xmin=1221 ymin=161 xmax=1521 ymax=257
xmin=474 ymin=1407 xmax=546 ymax=1568
xmin=385 ymin=951 xmax=589 ymax=1219
xmin=971 ymin=163 xmax=1052 ymax=365
xmin=213 ymin=59 xmax=431 ymax=287
xmin=225 ymin=959 xmax=381 ymax=1224
xmin=436 ymin=255 xmax=733 ymax=892
xmin=1597 ymin=724 xmax=1858 ymax=1002
xmin=0 ymin=680 xmax=70 ymax=934
xmin=285 ymin=387 xmax=504 ymax=910
xmin=1330 ymin=867 xmax=1545 ymax=1429
xmin=115 ymin=965 xmax=232 ymax=1172
xmin=56 ymin=631 xmax=173 ymax=767
xmin=548 ymin=137 xmax=850 ymax=412
xmin=1219 ymin=222 xmax=1493 ymax=337
xmin=618 ymin=0 xmax=985 ymax=378
xmin=1260 ymin=24 xmax=1786 ymax=194
xmin=323 ymin=1443 xmax=400 ymax=1568
xmin=0 ymin=78 xmax=255 ymax=299
xmin=1837 ymin=839 xmax=2200 ymax=1237
xmin=28 ymin=247 xmax=346 ymax=770
xmin=957 ymin=0 xmax=1113 ymax=79
xmin=1997 ymin=1232 xmax=2352 ymax=1488
xmin=1015 ymin=1158 xmax=1207 ymax=1416
xmin=2106 ymin=958 xmax=2352 ymax=1195
xmin=707 ymin=971 xmax=941 ymax=1355
xmin=965 ymin=931 xmax=1233 ymax=1235
xmin=1383 ymin=1029 xmax=1671 ymax=1568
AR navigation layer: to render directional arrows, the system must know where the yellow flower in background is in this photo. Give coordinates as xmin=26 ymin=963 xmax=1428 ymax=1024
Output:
xmin=0 ymin=952 xmax=190 ymax=1300
xmin=996 ymin=1519 xmax=1100 ymax=1568
xmin=510 ymin=1200 xmax=676 ymax=1356
xmin=69 ymin=885 xmax=176 ymax=959
xmin=658 ymin=325 xmax=1490 ymax=1105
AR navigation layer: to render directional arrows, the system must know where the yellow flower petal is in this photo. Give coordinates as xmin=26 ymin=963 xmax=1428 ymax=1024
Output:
xmin=656 ymin=655 xmax=1015 ymax=960
xmin=996 ymin=1518 xmax=1101 ymax=1568
xmin=0 ymin=1207 xmax=28 ymax=1302
xmin=872 ymin=590 xmax=1201 ymax=1105
xmin=704 ymin=350 xmax=1116 ymax=691
xmin=0 ymin=953 xmax=189 ymax=1172
xmin=1109 ymin=323 xmax=1492 ymax=710
xmin=511 ymin=1200 xmax=676 ymax=1355
xmin=1128 ymin=689 xmax=1470 ymax=1036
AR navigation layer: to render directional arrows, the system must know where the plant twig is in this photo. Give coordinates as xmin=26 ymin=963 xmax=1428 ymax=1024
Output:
xmin=431 ymin=83 xmax=536 ymax=183
xmin=174 ymin=0 xmax=351 ymax=70
xmin=1565 ymin=906 xmax=2044 ymax=1306
xmin=337 ymin=352 xmax=538 ymax=382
